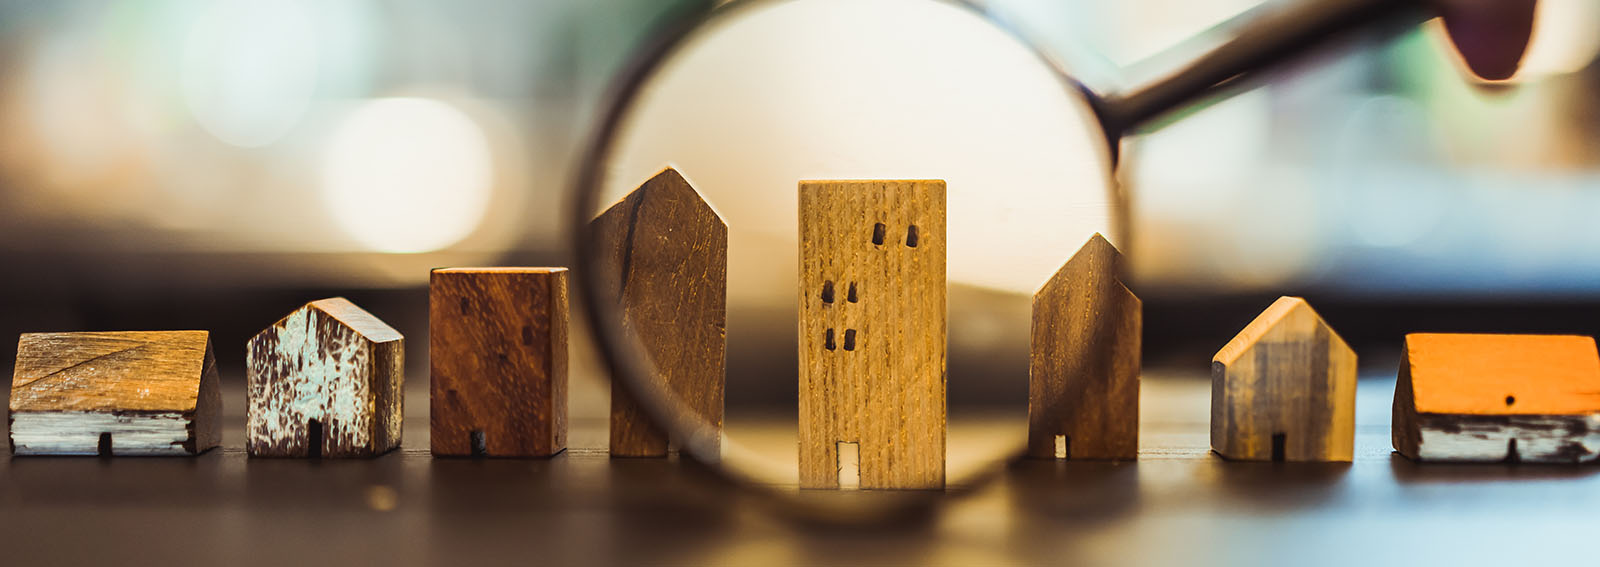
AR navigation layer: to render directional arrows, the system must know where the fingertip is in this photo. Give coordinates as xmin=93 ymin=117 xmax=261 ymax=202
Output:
xmin=1437 ymin=0 xmax=1537 ymax=81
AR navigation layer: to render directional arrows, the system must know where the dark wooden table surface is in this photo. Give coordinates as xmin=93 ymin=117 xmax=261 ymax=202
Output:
xmin=4 ymin=370 xmax=1597 ymax=566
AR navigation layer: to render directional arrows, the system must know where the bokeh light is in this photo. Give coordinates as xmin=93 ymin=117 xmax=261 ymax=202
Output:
xmin=320 ymin=97 xmax=494 ymax=254
xmin=182 ymin=0 xmax=318 ymax=148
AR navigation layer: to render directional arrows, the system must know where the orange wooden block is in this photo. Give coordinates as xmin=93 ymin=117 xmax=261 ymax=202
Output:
xmin=1393 ymin=333 xmax=1600 ymax=463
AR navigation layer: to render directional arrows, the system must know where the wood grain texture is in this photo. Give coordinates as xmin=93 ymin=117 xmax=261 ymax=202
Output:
xmin=430 ymin=268 xmax=568 ymax=457
xmin=798 ymin=180 xmax=946 ymax=490
xmin=10 ymin=331 xmax=220 ymax=456
xmin=1027 ymin=234 xmax=1141 ymax=460
xmin=1211 ymin=296 xmax=1355 ymax=462
xmin=591 ymin=167 xmax=727 ymax=459
xmin=246 ymin=297 xmax=404 ymax=458
xmin=1393 ymin=333 xmax=1600 ymax=463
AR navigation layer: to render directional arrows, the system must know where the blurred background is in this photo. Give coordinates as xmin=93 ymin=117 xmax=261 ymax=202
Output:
xmin=3 ymin=0 xmax=1600 ymax=442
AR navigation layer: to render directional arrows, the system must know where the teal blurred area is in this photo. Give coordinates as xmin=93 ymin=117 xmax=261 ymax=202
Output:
xmin=2 ymin=0 xmax=1600 ymax=408
xmin=1119 ymin=1 xmax=1600 ymax=299
xmin=0 ymin=0 xmax=1597 ymax=296
xmin=0 ymin=0 xmax=698 ymax=288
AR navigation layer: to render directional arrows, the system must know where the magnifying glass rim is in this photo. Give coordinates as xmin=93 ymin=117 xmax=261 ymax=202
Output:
xmin=568 ymin=0 xmax=1129 ymax=521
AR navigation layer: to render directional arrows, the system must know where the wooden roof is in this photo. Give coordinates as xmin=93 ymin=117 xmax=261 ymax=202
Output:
xmin=10 ymin=331 xmax=211 ymax=413
xmin=1213 ymin=296 xmax=1350 ymax=367
xmin=308 ymin=297 xmax=402 ymax=344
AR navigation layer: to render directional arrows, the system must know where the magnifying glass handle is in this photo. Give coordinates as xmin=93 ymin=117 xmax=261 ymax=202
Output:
xmin=1097 ymin=0 xmax=1433 ymax=139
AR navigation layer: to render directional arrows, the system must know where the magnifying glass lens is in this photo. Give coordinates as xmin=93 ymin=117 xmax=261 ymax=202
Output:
xmin=585 ymin=0 xmax=1123 ymax=492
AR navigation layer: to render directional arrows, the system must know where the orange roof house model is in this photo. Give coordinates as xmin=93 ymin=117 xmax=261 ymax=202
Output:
xmin=1393 ymin=333 xmax=1600 ymax=463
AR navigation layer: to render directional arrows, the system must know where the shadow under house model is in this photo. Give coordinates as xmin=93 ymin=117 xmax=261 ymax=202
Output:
xmin=10 ymin=331 xmax=220 ymax=456
xmin=798 ymin=179 xmax=946 ymax=490
xmin=1393 ymin=333 xmax=1600 ymax=463
xmin=430 ymin=268 xmax=568 ymax=458
xmin=1028 ymin=233 xmax=1141 ymax=461
xmin=591 ymin=167 xmax=727 ymax=459
xmin=1211 ymin=296 xmax=1356 ymax=462
xmin=246 ymin=298 xmax=404 ymax=458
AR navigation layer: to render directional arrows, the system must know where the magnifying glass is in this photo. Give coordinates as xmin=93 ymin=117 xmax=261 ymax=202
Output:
xmin=571 ymin=0 xmax=1442 ymax=520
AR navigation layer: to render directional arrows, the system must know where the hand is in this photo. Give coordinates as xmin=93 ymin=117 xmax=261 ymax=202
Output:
xmin=1435 ymin=0 xmax=1537 ymax=80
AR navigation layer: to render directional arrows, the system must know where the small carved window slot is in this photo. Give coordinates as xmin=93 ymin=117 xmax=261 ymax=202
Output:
xmin=872 ymin=223 xmax=886 ymax=245
xmin=843 ymin=330 xmax=857 ymax=351
xmin=847 ymin=283 xmax=858 ymax=303
xmin=1054 ymin=434 xmax=1069 ymax=460
xmin=98 ymin=432 xmax=112 ymax=457
xmin=308 ymin=419 xmax=324 ymax=459
xmin=906 ymin=224 xmax=920 ymax=247
xmin=1271 ymin=432 xmax=1286 ymax=462
xmin=825 ymin=329 xmax=836 ymax=351
xmin=821 ymin=281 xmax=835 ymax=304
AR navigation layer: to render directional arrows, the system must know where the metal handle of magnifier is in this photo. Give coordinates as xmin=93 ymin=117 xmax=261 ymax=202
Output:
xmin=1092 ymin=0 xmax=1434 ymax=159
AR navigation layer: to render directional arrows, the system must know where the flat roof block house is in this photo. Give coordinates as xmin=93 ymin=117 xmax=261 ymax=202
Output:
xmin=246 ymin=297 xmax=404 ymax=458
xmin=1212 ymin=296 xmax=1356 ymax=462
xmin=591 ymin=167 xmax=727 ymax=459
xmin=1028 ymin=233 xmax=1141 ymax=461
xmin=430 ymin=268 xmax=568 ymax=458
xmin=798 ymin=179 xmax=946 ymax=490
xmin=10 ymin=331 xmax=221 ymax=456
xmin=1394 ymin=333 xmax=1600 ymax=463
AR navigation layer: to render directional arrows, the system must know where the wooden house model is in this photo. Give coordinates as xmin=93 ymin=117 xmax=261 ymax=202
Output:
xmin=1028 ymin=233 xmax=1141 ymax=460
xmin=10 ymin=330 xmax=220 ymax=456
xmin=430 ymin=268 xmax=568 ymax=458
xmin=1393 ymin=333 xmax=1600 ymax=463
xmin=797 ymin=179 xmax=946 ymax=489
xmin=1211 ymin=296 xmax=1356 ymax=462
xmin=246 ymin=297 xmax=404 ymax=458
xmin=591 ymin=167 xmax=727 ymax=459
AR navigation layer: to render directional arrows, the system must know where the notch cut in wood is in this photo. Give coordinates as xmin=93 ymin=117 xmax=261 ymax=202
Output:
xmin=10 ymin=331 xmax=220 ymax=456
xmin=837 ymin=441 xmax=861 ymax=490
xmin=430 ymin=268 xmax=568 ymax=458
xmin=307 ymin=419 xmax=323 ymax=459
xmin=798 ymin=179 xmax=946 ymax=490
xmin=1027 ymin=233 xmax=1141 ymax=460
xmin=1393 ymin=333 xmax=1600 ymax=463
xmin=246 ymin=297 xmax=404 ymax=458
xmin=1211 ymin=296 xmax=1356 ymax=462
xmin=591 ymin=167 xmax=727 ymax=460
